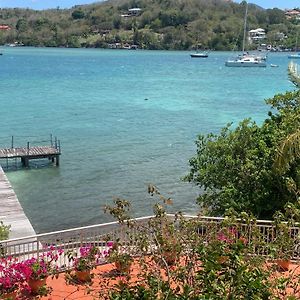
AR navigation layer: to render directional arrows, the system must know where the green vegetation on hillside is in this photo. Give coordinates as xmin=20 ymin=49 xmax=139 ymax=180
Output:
xmin=0 ymin=0 xmax=299 ymax=50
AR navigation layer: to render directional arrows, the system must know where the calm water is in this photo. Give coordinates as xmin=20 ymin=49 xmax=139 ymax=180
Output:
xmin=0 ymin=48 xmax=295 ymax=233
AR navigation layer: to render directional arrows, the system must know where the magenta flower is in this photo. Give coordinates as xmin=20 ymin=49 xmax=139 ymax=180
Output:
xmin=21 ymin=246 xmax=64 ymax=280
xmin=73 ymin=245 xmax=99 ymax=271
xmin=107 ymin=241 xmax=114 ymax=248
xmin=217 ymin=228 xmax=238 ymax=244
xmin=0 ymin=257 xmax=26 ymax=295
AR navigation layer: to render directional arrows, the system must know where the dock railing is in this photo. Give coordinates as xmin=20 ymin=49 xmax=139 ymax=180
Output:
xmin=178 ymin=214 xmax=300 ymax=260
xmin=1 ymin=214 xmax=300 ymax=270
xmin=0 ymin=216 xmax=153 ymax=270
xmin=0 ymin=134 xmax=60 ymax=152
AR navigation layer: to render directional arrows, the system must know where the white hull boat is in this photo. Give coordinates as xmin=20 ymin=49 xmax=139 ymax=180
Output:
xmin=288 ymin=53 xmax=300 ymax=59
xmin=225 ymin=2 xmax=267 ymax=68
xmin=225 ymin=55 xmax=267 ymax=67
xmin=190 ymin=52 xmax=208 ymax=58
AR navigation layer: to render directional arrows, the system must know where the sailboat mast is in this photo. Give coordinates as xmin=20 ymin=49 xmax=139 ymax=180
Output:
xmin=242 ymin=2 xmax=248 ymax=53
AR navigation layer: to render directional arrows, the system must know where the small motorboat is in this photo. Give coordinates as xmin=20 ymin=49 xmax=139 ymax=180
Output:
xmin=288 ymin=53 xmax=300 ymax=59
xmin=190 ymin=51 xmax=208 ymax=58
xmin=270 ymin=64 xmax=279 ymax=67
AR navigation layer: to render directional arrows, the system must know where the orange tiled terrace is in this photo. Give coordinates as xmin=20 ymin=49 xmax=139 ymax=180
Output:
xmin=17 ymin=261 xmax=300 ymax=299
xmin=2 ymin=215 xmax=300 ymax=299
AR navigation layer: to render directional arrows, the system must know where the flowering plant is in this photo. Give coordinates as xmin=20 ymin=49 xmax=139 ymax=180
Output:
xmin=0 ymin=256 xmax=25 ymax=296
xmin=72 ymin=245 xmax=99 ymax=272
xmin=107 ymin=243 xmax=133 ymax=273
xmin=22 ymin=246 xmax=63 ymax=280
xmin=217 ymin=227 xmax=247 ymax=246
xmin=67 ymin=243 xmax=114 ymax=273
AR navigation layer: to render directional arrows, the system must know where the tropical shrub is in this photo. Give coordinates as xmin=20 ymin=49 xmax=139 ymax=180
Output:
xmin=0 ymin=221 xmax=10 ymax=257
xmin=186 ymin=90 xmax=300 ymax=219
xmin=0 ymin=221 xmax=10 ymax=241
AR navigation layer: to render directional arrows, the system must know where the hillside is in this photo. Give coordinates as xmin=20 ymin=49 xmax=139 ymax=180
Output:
xmin=0 ymin=0 xmax=298 ymax=50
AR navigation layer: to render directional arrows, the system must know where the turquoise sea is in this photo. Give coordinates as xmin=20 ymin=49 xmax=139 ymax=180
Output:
xmin=0 ymin=48 xmax=296 ymax=233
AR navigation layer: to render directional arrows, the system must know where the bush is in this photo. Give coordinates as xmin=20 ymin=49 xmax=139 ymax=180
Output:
xmin=0 ymin=221 xmax=10 ymax=241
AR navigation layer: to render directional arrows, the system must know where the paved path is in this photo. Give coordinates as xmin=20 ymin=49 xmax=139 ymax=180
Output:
xmin=0 ymin=166 xmax=36 ymax=239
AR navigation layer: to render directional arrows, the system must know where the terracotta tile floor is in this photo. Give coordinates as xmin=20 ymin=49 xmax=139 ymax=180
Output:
xmin=15 ymin=261 xmax=300 ymax=299
xmin=42 ymin=263 xmax=123 ymax=300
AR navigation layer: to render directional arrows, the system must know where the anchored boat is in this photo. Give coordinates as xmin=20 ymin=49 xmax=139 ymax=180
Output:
xmin=190 ymin=51 xmax=209 ymax=58
xmin=225 ymin=2 xmax=266 ymax=68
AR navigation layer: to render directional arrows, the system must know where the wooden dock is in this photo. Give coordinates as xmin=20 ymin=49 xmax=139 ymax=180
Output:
xmin=288 ymin=61 xmax=300 ymax=87
xmin=0 ymin=136 xmax=61 ymax=167
xmin=0 ymin=166 xmax=36 ymax=239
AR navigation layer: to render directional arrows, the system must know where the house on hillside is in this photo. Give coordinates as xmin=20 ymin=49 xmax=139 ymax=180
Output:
xmin=128 ymin=8 xmax=142 ymax=16
xmin=0 ymin=25 xmax=11 ymax=30
xmin=285 ymin=9 xmax=300 ymax=20
xmin=249 ymin=28 xmax=266 ymax=43
xmin=121 ymin=8 xmax=142 ymax=18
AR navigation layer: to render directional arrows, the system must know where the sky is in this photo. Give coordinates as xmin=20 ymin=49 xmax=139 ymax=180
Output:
xmin=0 ymin=0 xmax=298 ymax=10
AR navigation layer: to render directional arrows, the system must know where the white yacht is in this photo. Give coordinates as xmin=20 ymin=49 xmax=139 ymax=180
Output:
xmin=225 ymin=3 xmax=267 ymax=68
xmin=225 ymin=53 xmax=267 ymax=67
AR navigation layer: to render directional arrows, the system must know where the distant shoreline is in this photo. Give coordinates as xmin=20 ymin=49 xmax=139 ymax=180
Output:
xmin=1 ymin=45 xmax=294 ymax=53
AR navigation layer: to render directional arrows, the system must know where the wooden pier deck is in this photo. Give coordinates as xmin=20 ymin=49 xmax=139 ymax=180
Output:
xmin=0 ymin=136 xmax=61 ymax=167
xmin=0 ymin=166 xmax=36 ymax=239
xmin=0 ymin=146 xmax=60 ymax=158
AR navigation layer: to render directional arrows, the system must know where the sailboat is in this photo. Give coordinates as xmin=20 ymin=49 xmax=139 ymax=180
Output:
xmin=225 ymin=3 xmax=266 ymax=67
xmin=288 ymin=35 xmax=300 ymax=59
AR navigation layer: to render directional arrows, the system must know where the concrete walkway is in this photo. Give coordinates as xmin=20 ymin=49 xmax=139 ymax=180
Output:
xmin=0 ymin=166 xmax=36 ymax=239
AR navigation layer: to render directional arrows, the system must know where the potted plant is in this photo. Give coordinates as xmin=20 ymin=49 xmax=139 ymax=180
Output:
xmin=160 ymin=237 xmax=181 ymax=266
xmin=0 ymin=257 xmax=24 ymax=300
xmin=272 ymin=233 xmax=293 ymax=271
xmin=108 ymin=244 xmax=133 ymax=274
xmin=68 ymin=245 xmax=100 ymax=282
xmin=22 ymin=246 xmax=63 ymax=294
xmin=157 ymin=221 xmax=182 ymax=266
xmin=271 ymin=213 xmax=294 ymax=271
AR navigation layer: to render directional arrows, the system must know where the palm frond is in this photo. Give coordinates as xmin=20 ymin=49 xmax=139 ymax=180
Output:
xmin=274 ymin=129 xmax=300 ymax=174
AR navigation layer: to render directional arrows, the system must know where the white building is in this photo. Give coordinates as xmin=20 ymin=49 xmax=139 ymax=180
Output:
xmin=249 ymin=28 xmax=266 ymax=42
xmin=121 ymin=8 xmax=142 ymax=18
xmin=128 ymin=8 xmax=142 ymax=16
